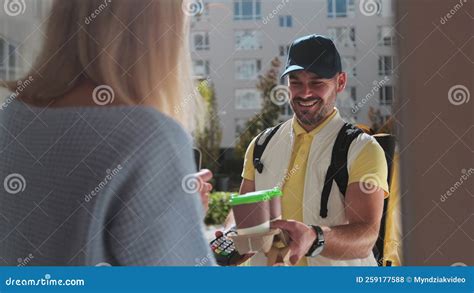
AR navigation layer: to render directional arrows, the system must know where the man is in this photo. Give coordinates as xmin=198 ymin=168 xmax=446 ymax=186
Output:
xmin=234 ymin=35 xmax=389 ymax=266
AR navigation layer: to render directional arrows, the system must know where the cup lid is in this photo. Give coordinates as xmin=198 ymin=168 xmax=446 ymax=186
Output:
xmin=230 ymin=187 xmax=282 ymax=206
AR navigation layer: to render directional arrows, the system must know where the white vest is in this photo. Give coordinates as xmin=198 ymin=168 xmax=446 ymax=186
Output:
xmin=251 ymin=109 xmax=378 ymax=266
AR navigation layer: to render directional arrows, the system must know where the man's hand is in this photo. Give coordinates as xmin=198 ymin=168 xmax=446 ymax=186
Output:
xmin=271 ymin=183 xmax=384 ymax=262
xmin=196 ymin=169 xmax=213 ymax=213
xmin=270 ymin=220 xmax=317 ymax=265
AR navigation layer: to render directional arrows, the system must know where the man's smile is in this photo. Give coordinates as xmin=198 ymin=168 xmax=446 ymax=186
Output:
xmin=294 ymin=97 xmax=322 ymax=109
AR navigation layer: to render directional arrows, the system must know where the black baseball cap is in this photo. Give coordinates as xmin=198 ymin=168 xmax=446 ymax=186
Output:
xmin=281 ymin=34 xmax=342 ymax=79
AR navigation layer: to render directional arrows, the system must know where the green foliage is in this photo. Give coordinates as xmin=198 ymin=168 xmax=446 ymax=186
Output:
xmin=194 ymin=79 xmax=223 ymax=173
xmin=234 ymin=57 xmax=283 ymax=160
xmin=204 ymin=192 xmax=232 ymax=225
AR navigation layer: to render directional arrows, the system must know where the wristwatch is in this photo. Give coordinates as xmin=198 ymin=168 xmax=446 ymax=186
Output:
xmin=305 ymin=225 xmax=325 ymax=257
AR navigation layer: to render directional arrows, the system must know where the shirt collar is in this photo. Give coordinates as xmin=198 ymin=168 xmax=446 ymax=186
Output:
xmin=292 ymin=108 xmax=338 ymax=137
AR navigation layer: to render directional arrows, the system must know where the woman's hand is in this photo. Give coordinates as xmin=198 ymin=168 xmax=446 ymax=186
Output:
xmin=214 ymin=231 xmax=255 ymax=266
xmin=195 ymin=169 xmax=213 ymax=213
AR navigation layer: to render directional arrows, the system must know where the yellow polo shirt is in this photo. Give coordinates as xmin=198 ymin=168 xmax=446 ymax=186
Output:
xmin=241 ymin=110 xmax=389 ymax=266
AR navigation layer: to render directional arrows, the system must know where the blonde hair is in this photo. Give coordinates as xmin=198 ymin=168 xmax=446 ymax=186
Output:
xmin=2 ymin=0 xmax=201 ymax=130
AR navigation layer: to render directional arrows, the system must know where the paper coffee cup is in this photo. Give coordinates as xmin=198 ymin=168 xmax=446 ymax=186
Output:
xmin=230 ymin=188 xmax=282 ymax=235
xmin=269 ymin=195 xmax=282 ymax=221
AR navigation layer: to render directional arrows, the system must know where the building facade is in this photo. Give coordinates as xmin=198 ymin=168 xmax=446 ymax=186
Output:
xmin=0 ymin=0 xmax=51 ymax=86
xmin=1 ymin=0 xmax=396 ymax=149
xmin=190 ymin=0 xmax=396 ymax=148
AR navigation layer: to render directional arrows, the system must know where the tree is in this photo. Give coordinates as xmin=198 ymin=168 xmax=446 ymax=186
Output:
xmin=194 ymin=79 xmax=222 ymax=173
xmin=235 ymin=57 xmax=283 ymax=159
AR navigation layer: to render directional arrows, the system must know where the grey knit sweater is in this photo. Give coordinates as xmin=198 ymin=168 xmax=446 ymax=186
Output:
xmin=0 ymin=99 xmax=215 ymax=266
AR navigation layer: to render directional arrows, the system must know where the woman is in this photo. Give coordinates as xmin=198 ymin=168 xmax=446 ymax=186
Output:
xmin=0 ymin=0 xmax=214 ymax=266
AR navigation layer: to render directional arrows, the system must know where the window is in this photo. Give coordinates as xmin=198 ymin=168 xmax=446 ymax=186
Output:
xmin=0 ymin=37 xmax=18 ymax=80
xmin=235 ymin=89 xmax=262 ymax=110
xmin=349 ymin=86 xmax=357 ymax=101
xmin=378 ymin=56 xmax=393 ymax=76
xmin=378 ymin=26 xmax=395 ymax=46
xmin=327 ymin=0 xmax=355 ymax=18
xmin=342 ymin=56 xmax=356 ymax=77
xmin=327 ymin=26 xmax=356 ymax=48
xmin=235 ymin=59 xmax=261 ymax=80
xmin=192 ymin=32 xmax=210 ymax=51
xmin=379 ymin=86 xmax=394 ymax=105
xmin=234 ymin=0 xmax=261 ymax=20
xmin=279 ymin=15 xmax=293 ymax=27
xmin=381 ymin=0 xmax=394 ymax=17
xmin=32 ymin=0 xmax=44 ymax=17
xmin=279 ymin=45 xmax=290 ymax=57
xmin=235 ymin=30 xmax=262 ymax=50
xmin=193 ymin=60 xmax=210 ymax=76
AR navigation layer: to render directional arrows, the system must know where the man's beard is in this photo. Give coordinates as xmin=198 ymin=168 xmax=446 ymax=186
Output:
xmin=290 ymin=94 xmax=335 ymax=127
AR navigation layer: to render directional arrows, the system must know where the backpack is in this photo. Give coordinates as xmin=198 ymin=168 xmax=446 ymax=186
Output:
xmin=252 ymin=122 xmax=396 ymax=265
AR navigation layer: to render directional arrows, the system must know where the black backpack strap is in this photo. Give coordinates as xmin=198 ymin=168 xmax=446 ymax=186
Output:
xmin=320 ymin=123 xmax=363 ymax=218
xmin=371 ymin=134 xmax=396 ymax=265
xmin=253 ymin=123 xmax=284 ymax=174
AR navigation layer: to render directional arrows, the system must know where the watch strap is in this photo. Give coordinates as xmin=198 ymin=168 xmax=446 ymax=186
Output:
xmin=306 ymin=225 xmax=325 ymax=257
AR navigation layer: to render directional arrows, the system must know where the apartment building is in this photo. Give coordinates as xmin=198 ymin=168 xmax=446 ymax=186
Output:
xmin=190 ymin=0 xmax=397 ymax=148
xmin=1 ymin=0 xmax=396 ymax=150
xmin=0 ymin=0 xmax=51 ymax=84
